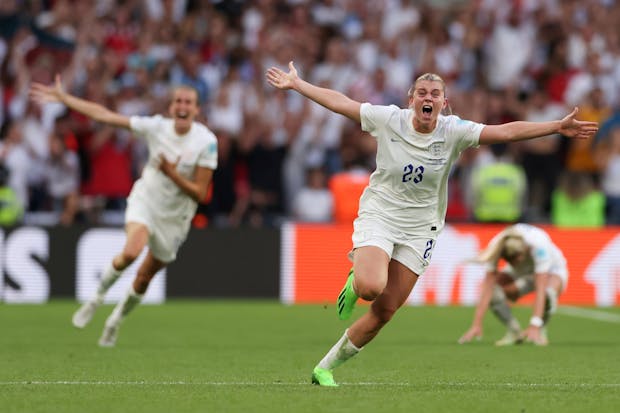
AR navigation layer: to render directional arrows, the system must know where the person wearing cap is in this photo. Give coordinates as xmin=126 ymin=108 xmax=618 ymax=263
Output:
xmin=458 ymin=223 xmax=568 ymax=346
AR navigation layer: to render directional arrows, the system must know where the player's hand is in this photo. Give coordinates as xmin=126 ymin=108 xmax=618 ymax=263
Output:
xmin=558 ymin=107 xmax=598 ymax=139
xmin=159 ymin=154 xmax=179 ymax=177
xmin=458 ymin=326 xmax=483 ymax=344
xmin=29 ymin=73 xmax=66 ymax=105
xmin=521 ymin=326 xmax=548 ymax=346
xmin=266 ymin=61 xmax=299 ymax=91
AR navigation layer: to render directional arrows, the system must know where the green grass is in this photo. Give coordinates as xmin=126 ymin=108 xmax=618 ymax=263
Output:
xmin=1 ymin=301 xmax=619 ymax=413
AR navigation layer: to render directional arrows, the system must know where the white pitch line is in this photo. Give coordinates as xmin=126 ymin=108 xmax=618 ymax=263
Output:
xmin=0 ymin=381 xmax=618 ymax=388
xmin=556 ymin=306 xmax=620 ymax=323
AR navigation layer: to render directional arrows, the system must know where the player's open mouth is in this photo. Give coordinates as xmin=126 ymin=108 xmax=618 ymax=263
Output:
xmin=422 ymin=105 xmax=433 ymax=115
xmin=176 ymin=112 xmax=189 ymax=119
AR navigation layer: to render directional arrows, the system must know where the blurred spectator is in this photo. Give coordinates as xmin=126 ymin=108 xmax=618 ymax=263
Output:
xmin=44 ymin=131 xmax=80 ymax=225
xmin=484 ymin=4 xmax=535 ymax=91
xmin=292 ymin=167 xmax=333 ymax=223
xmin=0 ymin=121 xmax=31 ymax=211
xmin=520 ymin=89 xmax=566 ymax=221
xmin=468 ymin=144 xmax=527 ymax=223
xmin=564 ymin=87 xmax=611 ymax=179
xmin=594 ymin=126 xmax=620 ymax=225
xmin=551 ymin=171 xmax=605 ymax=228
xmin=79 ymin=124 xmax=133 ymax=217
xmin=328 ymin=158 xmax=370 ymax=225
xmin=0 ymin=161 xmax=23 ymax=227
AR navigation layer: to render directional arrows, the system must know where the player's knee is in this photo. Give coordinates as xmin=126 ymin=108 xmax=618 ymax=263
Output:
xmin=355 ymin=279 xmax=384 ymax=301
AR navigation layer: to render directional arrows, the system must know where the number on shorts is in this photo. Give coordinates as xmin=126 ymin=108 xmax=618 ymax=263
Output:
xmin=423 ymin=239 xmax=435 ymax=260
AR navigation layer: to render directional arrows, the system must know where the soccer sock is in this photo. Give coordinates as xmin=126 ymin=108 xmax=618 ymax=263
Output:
xmin=94 ymin=263 xmax=124 ymax=305
xmin=543 ymin=287 xmax=558 ymax=324
xmin=107 ymin=286 xmax=143 ymax=326
xmin=316 ymin=329 xmax=362 ymax=370
xmin=490 ymin=286 xmax=520 ymax=332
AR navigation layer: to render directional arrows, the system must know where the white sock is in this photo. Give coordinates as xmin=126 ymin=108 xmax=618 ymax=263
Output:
xmin=317 ymin=329 xmax=362 ymax=370
xmin=107 ymin=286 xmax=143 ymax=326
xmin=508 ymin=318 xmax=521 ymax=333
xmin=94 ymin=263 xmax=123 ymax=304
xmin=490 ymin=286 xmax=520 ymax=332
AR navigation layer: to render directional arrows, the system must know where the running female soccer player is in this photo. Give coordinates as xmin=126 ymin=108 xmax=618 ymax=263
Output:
xmin=31 ymin=76 xmax=217 ymax=347
xmin=266 ymin=61 xmax=597 ymax=386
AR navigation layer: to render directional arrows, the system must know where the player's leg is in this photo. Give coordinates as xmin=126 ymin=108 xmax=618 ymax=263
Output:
xmin=313 ymin=259 xmax=417 ymax=386
xmin=542 ymin=274 xmax=563 ymax=323
xmin=99 ymin=251 xmax=166 ymax=347
xmin=73 ymin=223 xmax=149 ymax=328
xmin=492 ymin=272 xmax=529 ymax=346
xmin=337 ymin=246 xmax=390 ymax=320
xmin=348 ymin=259 xmax=417 ymax=346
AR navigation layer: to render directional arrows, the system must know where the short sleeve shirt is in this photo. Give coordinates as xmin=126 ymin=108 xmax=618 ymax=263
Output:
xmin=359 ymin=103 xmax=483 ymax=234
xmin=128 ymin=115 xmax=218 ymax=223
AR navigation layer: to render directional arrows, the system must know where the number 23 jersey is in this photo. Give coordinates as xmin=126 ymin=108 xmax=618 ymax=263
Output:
xmin=359 ymin=103 xmax=484 ymax=235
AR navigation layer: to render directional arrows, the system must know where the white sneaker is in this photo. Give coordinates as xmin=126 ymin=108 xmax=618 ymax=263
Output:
xmin=98 ymin=322 xmax=120 ymax=347
xmin=72 ymin=301 xmax=98 ymax=329
xmin=495 ymin=329 xmax=523 ymax=346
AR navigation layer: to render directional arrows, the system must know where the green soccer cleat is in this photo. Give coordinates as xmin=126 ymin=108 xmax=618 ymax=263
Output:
xmin=311 ymin=367 xmax=338 ymax=387
xmin=337 ymin=269 xmax=358 ymax=320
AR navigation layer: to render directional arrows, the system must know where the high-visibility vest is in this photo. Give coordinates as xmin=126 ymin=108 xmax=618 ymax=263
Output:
xmin=471 ymin=162 xmax=526 ymax=222
xmin=0 ymin=186 xmax=23 ymax=227
xmin=551 ymin=190 xmax=605 ymax=227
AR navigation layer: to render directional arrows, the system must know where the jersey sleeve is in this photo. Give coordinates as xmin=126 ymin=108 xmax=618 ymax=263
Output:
xmin=129 ymin=115 xmax=163 ymax=139
xmin=452 ymin=116 xmax=485 ymax=152
xmin=360 ymin=103 xmax=398 ymax=138
xmin=197 ymin=132 xmax=218 ymax=170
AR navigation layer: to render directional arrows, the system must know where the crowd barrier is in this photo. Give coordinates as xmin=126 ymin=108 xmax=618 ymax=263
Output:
xmin=0 ymin=226 xmax=279 ymax=303
xmin=2 ymin=224 xmax=618 ymax=306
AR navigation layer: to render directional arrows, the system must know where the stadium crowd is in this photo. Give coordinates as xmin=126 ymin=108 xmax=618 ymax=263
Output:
xmin=1 ymin=0 xmax=619 ymax=228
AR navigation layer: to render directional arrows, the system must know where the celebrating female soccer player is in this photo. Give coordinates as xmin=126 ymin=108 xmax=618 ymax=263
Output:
xmin=31 ymin=75 xmax=217 ymax=347
xmin=266 ymin=61 xmax=597 ymax=386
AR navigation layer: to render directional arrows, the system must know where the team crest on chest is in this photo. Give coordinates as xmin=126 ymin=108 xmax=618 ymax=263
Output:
xmin=429 ymin=142 xmax=444 ymax=157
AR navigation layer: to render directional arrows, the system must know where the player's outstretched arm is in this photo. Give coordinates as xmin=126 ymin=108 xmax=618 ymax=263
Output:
xmin=479 ymin=107 xmax=598 ymax=145
xmin=30 ymin=74 xmax=130 ymax=129
xmin=266 ymin=61 xmax=361 ymax=123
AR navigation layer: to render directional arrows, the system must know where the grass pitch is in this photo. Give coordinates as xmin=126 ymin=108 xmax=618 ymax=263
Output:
xmin=1 ymin=300 xmax=618 ymax=413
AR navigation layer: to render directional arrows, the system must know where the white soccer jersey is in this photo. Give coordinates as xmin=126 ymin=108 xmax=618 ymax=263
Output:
xmin=485 ymin=223 xmax=567 ymax=278
xmin=128 ymin=115 xmax=218 ymax=225
xmin=359 ymin=103 xmax=483 ymax=235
